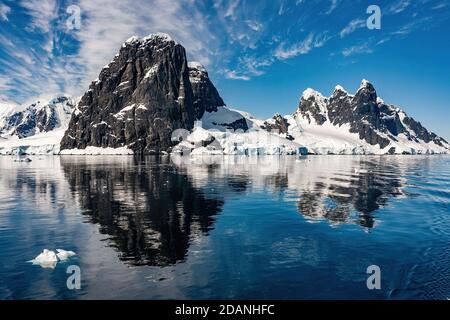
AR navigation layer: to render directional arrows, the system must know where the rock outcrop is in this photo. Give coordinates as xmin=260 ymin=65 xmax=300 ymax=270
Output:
xmin=61 ymin=33 xmax=225 ymax=154
xmin=188 ymin=61 xmax=225 ymax=119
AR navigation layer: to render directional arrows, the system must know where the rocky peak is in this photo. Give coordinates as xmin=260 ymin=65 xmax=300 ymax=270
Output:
xmin=61 ymin=33 xmax=224 ymax=154
xmin=354 ymin=79 xmax=377 ymax=105
xmin=188 ymin=61 xmax=225 ymax=119
xmin=331 ymin=85 xmax=349 ymax=98
xmin=296 ymin=88 xmax=328 ymax=125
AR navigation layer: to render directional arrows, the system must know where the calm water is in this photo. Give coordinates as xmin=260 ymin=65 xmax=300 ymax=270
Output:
xmin=0 ymin=155 xmax=449 ymax=300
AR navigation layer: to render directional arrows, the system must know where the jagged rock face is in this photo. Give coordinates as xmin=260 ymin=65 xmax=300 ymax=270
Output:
xmin=188 ymin=62 xmax=225 ymax=119
xmin=299 ymin=89 xmax=327 ymax=125
xmin=62 ymin=34 xmax=222 ymax=154
xmin=293 ymin=80 xmax=449 ymax=151
xmin=327 ymin=82 xmax=390 ymax=148
xmin=402 ymin=116 xmax=448 ymax=147
xmin=0 ymin=96 xmax=74 ymax=138
xmin=261 ymin=113 xmax=294 ymax=140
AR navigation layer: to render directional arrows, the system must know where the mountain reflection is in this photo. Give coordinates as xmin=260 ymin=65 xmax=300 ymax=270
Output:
xmin=61 ymin=157 xmax=224 ymax=266
xmin=61 ymin=155 xmax=406 ymax=266
xmin=172 ymin=156 xmax=405 ymax=229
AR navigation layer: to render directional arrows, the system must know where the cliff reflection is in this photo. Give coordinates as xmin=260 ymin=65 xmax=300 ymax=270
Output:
xmin=172 ymin=156 xmax=405 ymax=228
xmin=61 ymin=156 xmax=223 ymax=266
xmin=61 ymin=155 xmax=406 ymax=266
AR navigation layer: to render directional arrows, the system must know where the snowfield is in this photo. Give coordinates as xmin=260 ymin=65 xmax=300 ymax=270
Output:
xmin=0 ymin=128 xmax=65 ymax=155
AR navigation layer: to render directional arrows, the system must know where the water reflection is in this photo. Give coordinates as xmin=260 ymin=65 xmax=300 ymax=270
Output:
xmin=60 ymin=157 xmax=224 ymax=266
xmin=172 ymin=156 xmax=406 ymax=228
xmin=59 ymin=156 xmax=408 ymax=266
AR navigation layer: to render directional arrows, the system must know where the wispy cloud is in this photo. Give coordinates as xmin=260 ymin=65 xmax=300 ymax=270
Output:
xmin=275 ymin=33 xmax=329 ymax=60
xmin=432 ymin=2 xmax=447 ymax=10
xmin=0 ymin=3 xmax=11 ymax=21
xmin=224 ymin=0 xmax=240 ymax=20
xmin=342 ymin=44 xmax=373 ymax=57
xmin=19 ymin=0 xmax=58 ymax=32
xmin=340 ymin=19 xmax=366 ymax=38
xmin=388 ymin=0 xmax=411 ymax=14
xmin=278 ymin=1 xmax=285 ymax=15
xmin=325 ymin=0 xmax=339 ymax=15
xmin=224 ymin=70 xmax=250 ymax=81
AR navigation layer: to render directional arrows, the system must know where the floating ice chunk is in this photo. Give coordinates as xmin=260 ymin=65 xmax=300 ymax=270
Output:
xmin=56 ymin=249 xmax=76 ymax=261
xmin=30 ymin=249 xmax=58 ymax=269
xmin=29 ymin=248 xmax=77 ymax=268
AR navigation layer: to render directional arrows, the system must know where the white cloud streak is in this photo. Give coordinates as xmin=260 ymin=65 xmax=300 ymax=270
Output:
xmin=224 ymin=70 xmax=250 ymax=81
xmin=388 ymin=0 xmax=411 ymax=14
xmin=342 ymin=44 xmax=373 ymax=57
xmin=0 ymin=3 xmax=11 ymax=21
xmin=325 ymin=0 xmax=339 ymax=15
xmin=274 ymin=33 xmax=329 ymax=60
xmin=340 ymin=19 xmax=366 ymax=38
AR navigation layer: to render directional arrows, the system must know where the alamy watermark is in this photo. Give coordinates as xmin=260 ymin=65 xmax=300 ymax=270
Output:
xmin=366 ymin=265 xmax=381 ymax=290
xmin=66 ymin=5 xmax=81 ymax=31
xmin=367 ymin=5 xmax=381 ymax=30
xmin=66 ymin=265 xmax=81 ymax=290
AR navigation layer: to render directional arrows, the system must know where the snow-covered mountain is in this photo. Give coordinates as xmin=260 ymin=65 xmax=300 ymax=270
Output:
xmin=172 ymin=79 xmax=449 ymax=156
xmin=284 ymin=80 xmax=449 ymax=154
xmin=0 ymin=96 xmax=75 ymax=155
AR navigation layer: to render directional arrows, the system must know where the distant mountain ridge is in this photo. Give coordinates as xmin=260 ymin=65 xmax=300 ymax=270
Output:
xmin=0 ymin=96 xmax=75 ymax=155
xmin=0 ymin=96 xmax=75 ymax=139
xmin=282 ymin=80 xmax=449 ymax=154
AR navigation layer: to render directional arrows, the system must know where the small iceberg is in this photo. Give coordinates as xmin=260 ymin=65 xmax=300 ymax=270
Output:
xmin=55 ymin=249 xmax=76 ymax=261
xmin=29 ymin=249 xmax=58 ymax=269
xmin=29 ymin=249 xmax=77 ymax=269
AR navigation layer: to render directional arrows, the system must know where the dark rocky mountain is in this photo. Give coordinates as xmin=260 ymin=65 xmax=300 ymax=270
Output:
xmin=188 ymin=61 xmax=225 ymax=119
xmin=290 ymin=80 xmax=449 ymax=154
xmin=0 ymin=96 xmax=74 ymax=138
xmin=60 ymin=33 xmax=225 ymax=154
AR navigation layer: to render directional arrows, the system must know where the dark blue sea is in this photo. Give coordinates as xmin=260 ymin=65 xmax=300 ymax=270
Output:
xmin=0 ymin=155 xmax=449 ymax=299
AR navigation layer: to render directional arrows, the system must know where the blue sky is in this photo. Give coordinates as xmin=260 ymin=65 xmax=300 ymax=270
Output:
xmin=0 ymin=0 xmax=449 ymax=138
